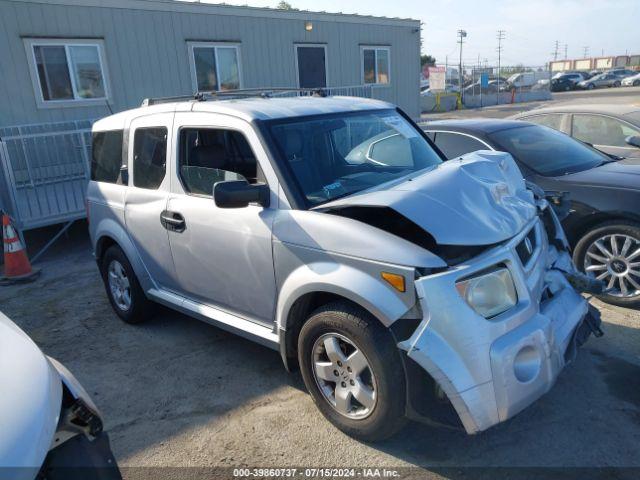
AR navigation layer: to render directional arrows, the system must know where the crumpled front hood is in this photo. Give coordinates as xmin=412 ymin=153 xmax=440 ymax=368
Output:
xmin=0 ymin=312 xmax=61 ymax=473
xmin=319 ymin=151 xmax=537 ymax=246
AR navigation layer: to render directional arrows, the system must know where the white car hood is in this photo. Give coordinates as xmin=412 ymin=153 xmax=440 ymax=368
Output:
xmin=319 ymin=150 xmax=537 ymax=246
xmin=0 ymin=312 xmax=61 ymax=474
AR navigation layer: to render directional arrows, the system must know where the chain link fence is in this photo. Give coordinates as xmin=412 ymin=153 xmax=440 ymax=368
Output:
xmin=421 ymin=64 xmax=552 ymax=112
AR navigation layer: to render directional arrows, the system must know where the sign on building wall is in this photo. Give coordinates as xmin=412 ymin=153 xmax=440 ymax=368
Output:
xmin=428 ymin=66 xmax=446 ymax=91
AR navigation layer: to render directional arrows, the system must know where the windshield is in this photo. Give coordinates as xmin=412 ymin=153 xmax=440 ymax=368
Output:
xmin=267 ymin=109 xmax=442 ymax=207
xmin=488 ymin=125 xmax=608 ymax=176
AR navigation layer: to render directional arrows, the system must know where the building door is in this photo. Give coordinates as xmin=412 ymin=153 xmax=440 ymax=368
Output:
xmin=296 ymin=45 xmax=327 ymax=88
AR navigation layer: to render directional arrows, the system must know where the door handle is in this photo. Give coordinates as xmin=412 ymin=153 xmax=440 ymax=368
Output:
xmin=160 ymin=210 xmax=186 ymax=233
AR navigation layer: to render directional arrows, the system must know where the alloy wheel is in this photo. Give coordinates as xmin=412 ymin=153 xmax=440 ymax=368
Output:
xmin=108 ymin=260 xmax=132 ymax=311
xmin=584 ymin=234 xmax=640 ymax=298
xmin=311 ymin=333 xmax=377 ymax=419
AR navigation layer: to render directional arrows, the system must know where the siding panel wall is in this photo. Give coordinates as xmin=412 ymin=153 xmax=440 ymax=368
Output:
xmin=0 ymin=0 xmax=420 ymax=127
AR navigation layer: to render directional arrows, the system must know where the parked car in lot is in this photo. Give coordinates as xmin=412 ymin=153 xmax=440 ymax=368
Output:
xmin=577 ymin=72 xmax=622 ymax=89
xmin=423 ymin=119 xmax=640 ymax=308
xmin=622 ymin=73 xmax=640 ymax=87
xmin=0 ymin=311 xmax=120 ymax=480
xmin=552 ymin=71 xmax=590 ymax=83
xmin=550 ymin=76 xmax=576 ymax=92
xmin=507 ymin=71 xmax=550 ymax=89
xmin=512 ymin=104 xmax=640 ymax=159
xmin=88 ymin=94 xmax=601 ymax=441
xmin=606 ymin=68 xmax=637 ymax=78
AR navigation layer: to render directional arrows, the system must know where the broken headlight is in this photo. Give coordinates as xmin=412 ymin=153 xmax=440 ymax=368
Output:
xmin=456 ymin=267 xmax=517 ymax=318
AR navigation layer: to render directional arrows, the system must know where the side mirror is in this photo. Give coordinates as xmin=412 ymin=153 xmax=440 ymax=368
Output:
xmin=625 ymin=135 xmax=640 ymax=148
xmin=213 ymin=180 xmax=270 ymax=209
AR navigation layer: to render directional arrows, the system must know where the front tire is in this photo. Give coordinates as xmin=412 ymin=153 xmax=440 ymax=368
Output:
xmin=573 ymin=221 xmax=640 ymax=309
xmin=614 ymin=81 xmax=621 ymax=88
xmin=588 ymin=83 xmax=595 ymax=90
xmin=298 ymin=302 xmax=406 ymax=441
xmin=101 ymin=245 xmax=155 ymax=324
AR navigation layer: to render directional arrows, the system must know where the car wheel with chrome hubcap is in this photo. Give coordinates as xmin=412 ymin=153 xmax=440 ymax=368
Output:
xmin=574 ymin=221 xmax=640 ymax=308
xmin=298 ymin=301 xmax=406 ymax=441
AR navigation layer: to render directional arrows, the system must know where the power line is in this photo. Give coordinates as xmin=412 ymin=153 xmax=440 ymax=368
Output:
xmin=496 ymin=30 xmax=505 ymax=102
xmin=582 ymin=46 xmax=590 ymax=58
xmin=457 ymin=29 xmax=467 ymax=101
xmin=551 ymin=40 xmax=559 ymax=61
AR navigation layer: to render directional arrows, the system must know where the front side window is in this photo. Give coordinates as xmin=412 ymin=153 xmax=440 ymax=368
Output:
xmin=362 ymin=47 xmax=390 ymax=85
xmin=188 ymin=43 xmax=241 ymax=92
xmin=179 ymin=128 xmax=259 ymax=196
xmin=430 ymin=131 xmax=489 ymax=159
xmin=489 ymin=125 xmax=607 ymax=176
xmin=26 ymin=39 xmax=109 ymax=104
xmin=133 ymin=127 xmax=167 ymax=190
xmin=572 ymin=114 xmax=640 ymax=147
xmin=91 ymin=130 xmax=124 ymax=184
xmin=268 ymin=110 xmax=442 ymax=207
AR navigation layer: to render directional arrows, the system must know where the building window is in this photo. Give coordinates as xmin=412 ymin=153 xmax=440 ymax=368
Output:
xmin=24 ymin=39 xmax=110 ymax=107
xmin=362 ymin=47 xmax=390 ymax=85
xmin=187 ymin=42 xmax=242 ymax=92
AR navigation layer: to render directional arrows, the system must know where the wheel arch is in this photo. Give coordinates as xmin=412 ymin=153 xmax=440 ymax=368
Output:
xmin=278 ymin=290 xmax=392 ymax=372
xmin=93 ymin=218 xmax=153 ymax=292
xmin=568 ymin=211 xmax=640 ymax=248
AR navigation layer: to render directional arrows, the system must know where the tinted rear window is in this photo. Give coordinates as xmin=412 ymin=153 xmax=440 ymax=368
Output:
xmin=91 ymin=130 xmax=123 ymax=183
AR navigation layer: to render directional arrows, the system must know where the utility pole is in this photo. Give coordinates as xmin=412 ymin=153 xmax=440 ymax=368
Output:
xmin=552 ymin=40 xmax=560 ymax=61
xmin=457 ymin=29 xmax=467 ymax=101
xmin=496 ymin=30 xmax=505 ymax=103
xmin=563 ymin=44 xmax=568 ymax=60
xmin=582 ymin=46 xmax=589 ymax=59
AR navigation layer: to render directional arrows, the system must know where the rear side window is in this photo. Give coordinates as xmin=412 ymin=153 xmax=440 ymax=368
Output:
xmin=91 ymin=130 xmax=123 ymax=183
xmin=133 ymin=127 xmax=167 ymax=189
xmin=431 ymin=131 xmax=488 ymax=159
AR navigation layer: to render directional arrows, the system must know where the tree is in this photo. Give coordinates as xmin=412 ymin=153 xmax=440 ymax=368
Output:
xmin=276 ymin=1 xmax=295 ymax=9
xmin=420 ymin=54 xmax=436 ymax=67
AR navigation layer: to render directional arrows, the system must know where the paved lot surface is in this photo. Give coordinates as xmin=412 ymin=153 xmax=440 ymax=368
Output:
xmin=421 ymin=86 xmax=640 ymax=121
xmin=1 ymin=221 xmax=639 ymax=478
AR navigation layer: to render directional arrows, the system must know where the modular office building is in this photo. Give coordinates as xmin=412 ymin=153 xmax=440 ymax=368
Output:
xmin=0 ymin=0 xmax=421 ymax=234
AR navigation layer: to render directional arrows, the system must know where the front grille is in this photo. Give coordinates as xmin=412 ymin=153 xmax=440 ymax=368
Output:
xmin=515 ymin=226 xmax=537 ymax=267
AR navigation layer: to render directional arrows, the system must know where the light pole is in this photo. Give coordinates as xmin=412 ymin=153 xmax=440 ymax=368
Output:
xmin=457 ymin=29 xmax=467 ymax=102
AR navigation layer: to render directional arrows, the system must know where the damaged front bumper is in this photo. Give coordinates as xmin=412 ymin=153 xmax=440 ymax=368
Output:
xmin=399 ymin=208 xmax=602 ymax=434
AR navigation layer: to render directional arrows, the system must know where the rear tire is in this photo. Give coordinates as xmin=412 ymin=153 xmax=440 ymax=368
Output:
xmin=573 ymin=221 xmax=640 ymax=309
xmin=298 ymin=301 xmax=407 ymax=441
xmin=101 ymin=245 xmax=155 ymax=324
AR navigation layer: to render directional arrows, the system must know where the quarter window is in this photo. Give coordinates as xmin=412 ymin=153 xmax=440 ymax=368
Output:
xmin=91 ymin=130 xmax=124 ymax=184
xmin=362 ymin=47 xmax=390 ymax=85
xmin=25 ymin=39 xmax=109 ymax=104
xmin=179 ymin=128 xmax=260 ymax=196
xmin=572 ymin=114 xmax=640 ymax=147
xmin=431 ymin=131 xmax=488 ymax=159
xmin=188 ymin=42 xmax=241 ymax=92
xmin=523 ymin=114 xmax=563 ymax=131
xmin=133 ymin=128 xmax=168 ymax=190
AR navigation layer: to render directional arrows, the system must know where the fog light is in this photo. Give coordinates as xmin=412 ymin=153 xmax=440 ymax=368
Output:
xmin=513 ymin=345 xmax=542 ymax=383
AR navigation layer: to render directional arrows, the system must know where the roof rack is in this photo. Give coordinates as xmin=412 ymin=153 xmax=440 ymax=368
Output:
xmin=141 ymin=87 xmax=329 ymax=107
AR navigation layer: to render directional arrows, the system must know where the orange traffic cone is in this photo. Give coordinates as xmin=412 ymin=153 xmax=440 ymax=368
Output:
xmin=0 ymin=213 xmax=40 ymax=285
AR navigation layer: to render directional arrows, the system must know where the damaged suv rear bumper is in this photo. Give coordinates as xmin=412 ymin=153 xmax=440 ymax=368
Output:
xmin=398 ymin=213 xmax=601 ymax=434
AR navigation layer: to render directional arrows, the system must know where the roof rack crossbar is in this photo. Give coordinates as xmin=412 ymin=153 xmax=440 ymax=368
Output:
xmin=141 ymin=87 xmax=330 ymax=106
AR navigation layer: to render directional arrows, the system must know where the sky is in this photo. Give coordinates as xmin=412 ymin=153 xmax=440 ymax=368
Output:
xmin=191 ymin=0 xmax=640 ymax=67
